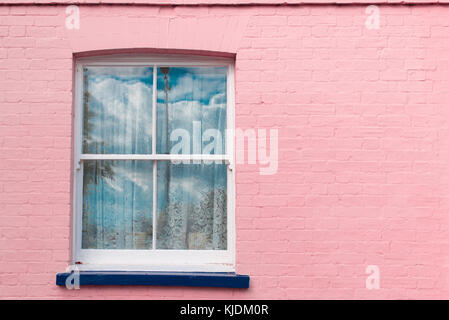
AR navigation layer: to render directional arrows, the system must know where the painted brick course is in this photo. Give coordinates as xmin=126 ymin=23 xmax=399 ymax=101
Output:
xmin=2 ymin=2 xmax=449 ymax=299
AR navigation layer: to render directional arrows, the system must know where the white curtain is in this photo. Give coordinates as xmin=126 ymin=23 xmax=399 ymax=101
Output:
xmin=155 ymin=67 xmax=228 ymax=250
xmin=82 ymin=67 xmax=154 ymax=249
xmin=81 ymin=66 xmax=227 ymax=250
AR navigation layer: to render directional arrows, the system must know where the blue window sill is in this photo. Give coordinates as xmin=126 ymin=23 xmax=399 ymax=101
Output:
xmin=56 ymin=271 xmax=250 ymax=288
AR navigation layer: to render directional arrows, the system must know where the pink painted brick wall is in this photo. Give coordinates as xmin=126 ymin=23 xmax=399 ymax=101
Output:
xmin=2 ymin=2 xmax=449 ymax=299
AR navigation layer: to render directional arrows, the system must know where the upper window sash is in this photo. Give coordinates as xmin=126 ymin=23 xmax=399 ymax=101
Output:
xmin=77 ymin=59 xmax=233 ymax=161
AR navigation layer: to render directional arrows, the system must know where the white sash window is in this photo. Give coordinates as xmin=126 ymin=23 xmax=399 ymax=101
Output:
xmin=73 ymin=55 xmax=235 ymax=272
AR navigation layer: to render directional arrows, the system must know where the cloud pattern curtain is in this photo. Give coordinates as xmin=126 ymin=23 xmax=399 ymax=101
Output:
xmin=82 ymin=67 xmax=154 ymax=249
xmin=156 ymin=67 xmax=227 ymax=250
xmin=82 ymin=66 xmax=227 ymax=250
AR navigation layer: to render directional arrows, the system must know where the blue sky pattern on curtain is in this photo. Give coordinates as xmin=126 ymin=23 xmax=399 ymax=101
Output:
xmin=82 ymin=66 xmax=228 ymax=250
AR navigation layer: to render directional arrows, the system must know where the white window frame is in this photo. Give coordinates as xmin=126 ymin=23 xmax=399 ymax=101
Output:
xmin=72 ymin=54 xmax=235 ymax=272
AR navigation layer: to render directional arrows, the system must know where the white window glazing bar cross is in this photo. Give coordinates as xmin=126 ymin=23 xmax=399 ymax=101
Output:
xmin=78 ymin=154 xmax=230 ymax=161
xmin=75 ymin=61 xmax=232 ymax=258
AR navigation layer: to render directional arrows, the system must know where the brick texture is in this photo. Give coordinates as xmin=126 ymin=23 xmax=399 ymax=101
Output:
xmin=3 ymin=1 xmax=449 ymax=4
xmin=2 ymin=3 xmax=449 ymax=299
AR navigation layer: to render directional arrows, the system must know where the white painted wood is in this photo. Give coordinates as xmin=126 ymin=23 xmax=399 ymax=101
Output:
xmin=227 ymin=64 xmax=236 ymax=267
xmin=77 ymin=54 xmax=232 ymax=66
xmin=73 ymin=55 xmax=235 ymax=272
xmin=152 ymin=66 xmax=157 ymax=251
xmin=72 ymin=64 xmax=84 ymax=264
xmin=79 ymin=154 xmax=230 ymax=161
xmin=77 ymin=249 xmax=234 ymax=272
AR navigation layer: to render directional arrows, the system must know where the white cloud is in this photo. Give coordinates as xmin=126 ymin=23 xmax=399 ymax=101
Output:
xmin=157 ymin=69 xmax=226 ymax=105
xmin=169 ymin=174 xmax=206 ymax=202
xmin=87 ymin=76 xmax=153 ymax=153
xmin=113 ymin=164 xmax=152 ymax=192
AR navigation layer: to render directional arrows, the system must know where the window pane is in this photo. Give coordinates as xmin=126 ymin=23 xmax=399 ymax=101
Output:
xmin=156 ymin=162 xmax=227 ymax=250
xmin=156 ymin=67 xmax=227 ymax=155
xmin=82 ymin=160 xmax=153 ymax=249
xmin=82 ymin=67 xmax=153 ymax=154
